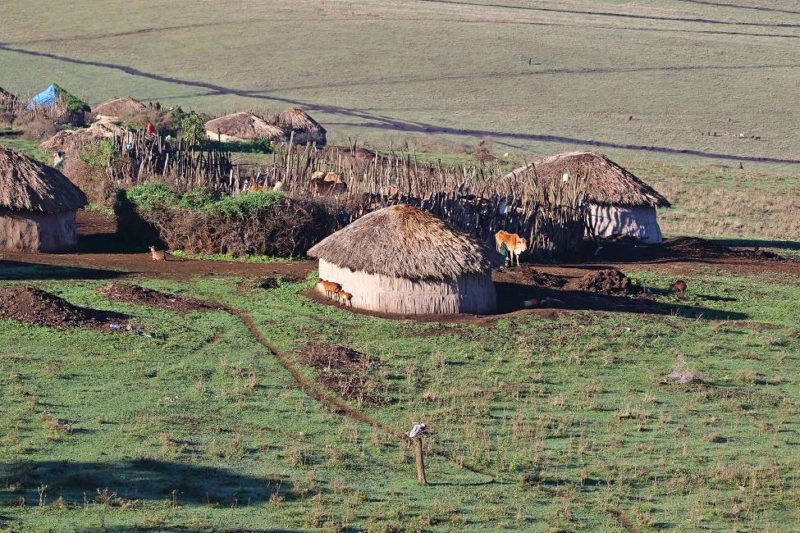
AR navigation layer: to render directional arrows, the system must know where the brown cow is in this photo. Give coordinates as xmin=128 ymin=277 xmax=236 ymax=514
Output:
xmin=495 ymin=231 xmax=528 ymax=267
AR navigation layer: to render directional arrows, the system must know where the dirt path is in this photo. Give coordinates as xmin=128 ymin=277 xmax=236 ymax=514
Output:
xmin=219 ymin=302 xmax=499 ymax=482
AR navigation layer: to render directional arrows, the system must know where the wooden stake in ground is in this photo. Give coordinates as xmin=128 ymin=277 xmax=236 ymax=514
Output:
xmin=407 ymin=423 xmax=429 ymax=485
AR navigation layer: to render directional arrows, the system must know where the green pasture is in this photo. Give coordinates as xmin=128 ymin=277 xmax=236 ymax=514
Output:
xmin=1 ymin=266 xmax=798 ymax=530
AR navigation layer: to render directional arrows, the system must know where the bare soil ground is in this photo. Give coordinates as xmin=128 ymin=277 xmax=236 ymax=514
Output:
xmin=299 ymin=344 xmax=387 ymax=405
xmin=99 ymin=283 xmax=221 ymax=314
xmin=0 ymin=286 xmax=127 ymax=329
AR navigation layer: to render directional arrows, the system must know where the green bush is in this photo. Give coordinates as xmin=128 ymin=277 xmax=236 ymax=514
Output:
xmin=79 ymin=139 xmax=119 ymax=167
xmin=119 ymin=184 xmax=332 ymax=257
xmin=204 ymin=190 xmax=284 ymax=216
xmin=125 ymin=182 xmax=178 ymax=211
xmin=179 ymin=112 xmax=206 ymax=147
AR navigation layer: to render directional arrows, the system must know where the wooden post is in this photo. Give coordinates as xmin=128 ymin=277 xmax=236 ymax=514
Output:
xmin=412 ymin=437 xmax=427 ymax=485
xmin=406 ymin=423 xmax=429 ymax=485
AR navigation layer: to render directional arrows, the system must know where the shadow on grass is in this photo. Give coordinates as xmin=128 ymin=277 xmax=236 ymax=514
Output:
xmin=0 ymin=459 xmax=294 ymax=507
xmin=0 ymin=261 xmax=124 ymax=281
xmin=495 ymin=283 xmax=747 ymax=320
xmin=711 ymin=238 xmax=800 ymax=252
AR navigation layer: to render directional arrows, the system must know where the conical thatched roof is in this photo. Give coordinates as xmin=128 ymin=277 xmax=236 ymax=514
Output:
xmin=92 ymin=96 xmax=146 ymax=118
xmin=0 ymin=145 xmax=87 ymax=213
xmin=205 ymin=112 xmax=286 ymax=142
xmin=308 ymin=205 xmax=501 ymax=281
xmin=505 ymin=151 xmax=670 ymax=207
xmin=277 ymin=108 xmax=327 ymax=146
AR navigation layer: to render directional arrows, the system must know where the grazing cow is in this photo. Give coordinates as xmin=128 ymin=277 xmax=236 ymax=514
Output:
xmin=495 ymin=230 xmax=528 ymax=267
xmin=149 ymin=246 xmax=167 ymax=261
xmin=335 ymin=289 xmax=353 ymax=306
xmin=317 ymin=279 xmax=342 ymax=299
xmin=670 ymin=279 xmax=688 ymax=296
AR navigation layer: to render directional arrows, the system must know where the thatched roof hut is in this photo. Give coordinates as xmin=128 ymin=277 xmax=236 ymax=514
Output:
xmin=91 ymin=96 xmax=146 ymax=119
xmin=205 ymin=112 xmax=286 ymax=143
xmin=308 ymin=205 xmax=501 ymax=314
xmin=277 ymin=108 xmax=326 ymax=146
xmin=505 ymin=151 xmax=670 ymax=243
xmin=0 ymin=145 xmax=87 ymax=251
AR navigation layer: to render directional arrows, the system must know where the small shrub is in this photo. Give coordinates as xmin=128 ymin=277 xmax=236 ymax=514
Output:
xmin=179 ymin=112 xmax=206 ymax=147
xmin=79 ymin=139 xmax=118 ymax=167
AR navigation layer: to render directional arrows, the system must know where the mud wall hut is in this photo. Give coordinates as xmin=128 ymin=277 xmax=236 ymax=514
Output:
xmin=308 ymin=205 xmax=501 ymax=315
xmin=505 ymin=151 xmax=670 ymax=244
xmin=0 ymin=146 xmax=87 ymax=252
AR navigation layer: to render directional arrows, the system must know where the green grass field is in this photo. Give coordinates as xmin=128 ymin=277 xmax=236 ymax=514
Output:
xmin=1 ymin=267 xmax=798 ymax=531
xmin=2 ymin=0 xmax=800 ymax=171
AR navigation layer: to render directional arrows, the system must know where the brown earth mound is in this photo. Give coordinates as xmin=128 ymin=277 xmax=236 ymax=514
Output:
xmin=0 ymin=286 xmax=127 ymax=329
xmin=577 ymin=268 xmax=641 ymax=295
xmin=100 ymin=283 xmax=220 ymax=313
xmin=528 ymin=269 xmax=568 ymax=288
xmin=662 ymin=236 xmax=727 ymax=257
xmin=299 ymin=344 xmax=386 ymax=405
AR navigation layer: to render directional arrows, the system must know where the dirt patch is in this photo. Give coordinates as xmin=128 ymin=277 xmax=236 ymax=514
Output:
xmin=100 ymin=283 xmax=220 ymax=313
xmin=299 ymin=344 xmax=387 ymax=405
xmin=0 ymin=286 xmax=127 ymax=330
xmin=576 ymin=269 xmax=641 ymax=295
xmin=528 ymin=268 xmax=568 ymax=288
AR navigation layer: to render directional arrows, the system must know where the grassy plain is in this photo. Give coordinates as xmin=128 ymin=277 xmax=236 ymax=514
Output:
xmin=2 ymin=0 xmax=800 ymax=170
xmin=1 ymin=268 xmax=798 ymax=530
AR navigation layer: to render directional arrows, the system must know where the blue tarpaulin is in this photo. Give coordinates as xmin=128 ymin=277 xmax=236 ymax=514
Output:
xmin=27 ymin=84 xmax=59 ymax=109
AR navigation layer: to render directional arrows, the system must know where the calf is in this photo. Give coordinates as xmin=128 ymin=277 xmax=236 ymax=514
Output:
xmin=335 ymin=289 xmax=353 ymax=307
xmin=317 ymin=279 xmax=342 ymax=299
xmin=670 ymin=279 xmax=688 ymax=296
xmin=495 ymin=230 xmax=528 ymax=267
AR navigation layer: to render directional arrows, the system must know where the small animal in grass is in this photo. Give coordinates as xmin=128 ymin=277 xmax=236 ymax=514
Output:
xmin=671 ymin=279 xmax=688 ymax=296
xmin=316 ymin=279 xmax=342 ymax=299
xmin=149 ymin=246 xmax=168 ymax=261
xmin=495 ymin=230 xmax=528 ymax=267
xmin=335 ymin=289 xmax=353 ymax=307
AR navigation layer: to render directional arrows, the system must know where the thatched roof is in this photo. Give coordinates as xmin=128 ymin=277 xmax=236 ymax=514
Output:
xmin=277 ymin=108 xmax=327 ymax=146
xmin=505 ymin=151 xmax=670 ymax=207
xmin=205 ymin=112 xmax=286 ymax=142
xmin=0 ymin=145 xmax=87 ymax=213
xmin=308 ymin=205 xmax=502 ymax=281
xmin=40 ymin=116 xmax=131 ymax=153
xmin=91 ymin=96 xmax=146 ymax=118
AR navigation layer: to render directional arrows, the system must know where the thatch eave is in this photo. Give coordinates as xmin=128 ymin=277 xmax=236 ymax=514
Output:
xmin=0 ymin=146 xmax=87 ymax=213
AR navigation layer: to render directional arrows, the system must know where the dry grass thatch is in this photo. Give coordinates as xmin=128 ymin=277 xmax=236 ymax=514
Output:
xmin=205 ymin=112 xmax=286 ymax=142
xmin=277 ymin=108 xmax=326 ymax=146
xmin=91 ymin=96 xmax=146 ymax=119
xmin=308 ymin=204 xmax=502 ymax=281
xmin=40 ymin=116 xmax=131 ymax=154
xmin=0 ymin=145 xmax=87 ymax=213
xmin=505 ymin=151 xmax=670 ymax=207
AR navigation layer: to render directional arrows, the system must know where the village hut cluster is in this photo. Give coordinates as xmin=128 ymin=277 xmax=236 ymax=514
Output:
xmin=0 ymin=145 xmax=87 ymax=252
xmin=308 ymin=205 xmax=502 ymax=315
xmin=0 ymin=84 xmax=677 ymax=315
